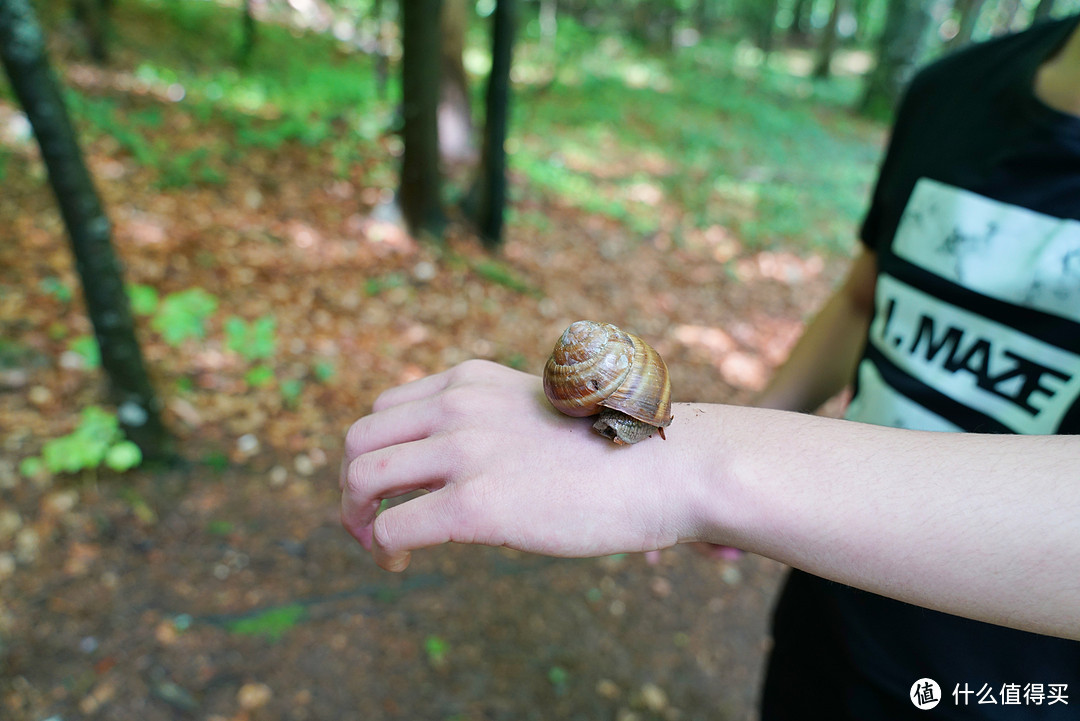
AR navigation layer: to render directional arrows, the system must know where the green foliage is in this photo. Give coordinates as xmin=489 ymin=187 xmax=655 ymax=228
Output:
xmin=158 ymin=147 xmax=228 ymax=189
xmin=280 ymin=378 xmax=304 ymax=407
xmin=152 ymin=288 xmax=219 ymax=345
xmin=468 ymin=258 xmax=537 ymax=296
xmin=127 ymin=284 xmax=160 ymax=316
xmin=244 ymin=365 xmax=274 ymax=388
xmin=512 ymin=16 xmax=883 ymax=253
xmin=118 ymin=486 xmax=158 ymax=523
xmin=39 ymin=277 xmax=72 ymax=303
xmin=313 ymin=360 xmax=336 ymax=383
xmin=69 ymin=335 xmax=101 ymax=369
xmin=423 ymin=635 xmax=450 ymax=666
xmin=202 ymin=450 xmax=230 ymax=472
xmin=364 ymin=272 xmax=407 ymax=297
xmin=207 ymin=520 xmax=235 ymax=535
xmin=225 ymin=315 xmax=277 ymax=361
xmin=23 ymin=406 xmax=143 ymax=477
xmin=17 ymin=456 xmax=45 ymax=481
xmin=63 ymin=0 xmax=392 ymax=188
xmin=547 ymin=665 xmax=570 ymax=694
xmin=226 ymin=604 xmax=306 ymax=641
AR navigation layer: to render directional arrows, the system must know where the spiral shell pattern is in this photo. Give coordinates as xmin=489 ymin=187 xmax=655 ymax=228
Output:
xmin=543 ymin=321 xmax=673 ymax=431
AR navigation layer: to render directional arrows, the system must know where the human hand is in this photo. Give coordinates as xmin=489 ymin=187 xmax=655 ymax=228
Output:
xmin=340 ymin=360 xmax=707 ymax=571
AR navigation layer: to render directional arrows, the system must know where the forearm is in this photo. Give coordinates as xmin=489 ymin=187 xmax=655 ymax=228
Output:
xmin=680 ymin=403 xmax=1080 ymax=639
xmin=757 ymin=249 xmax=877 ymax=412
xmin=341 ymin=361 xmax=1080 ymax=641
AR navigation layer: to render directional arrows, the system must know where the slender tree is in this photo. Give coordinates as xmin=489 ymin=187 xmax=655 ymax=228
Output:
xmin=71 ymin=0 xmax=111 ymax=63
xmin=946 ymin=0 xmax=987 ymax=51
xmin=239 ymin=0 xmax=257 ymax=65
xmin=1033 ymin=0 xmax=1059 ymax=23
xmin=398 ymin=0 xmax=446 ymax=237
xmin=439 ymin=0 xmax=475 ymax=164
xmin=469 ymin=0 xmax=516 ymax=249
xmin=373 ymin=0 xmax=390 ymax=99
xmin=813 ymin=0 xmax=845 ymax=79
xmin=0 ymin=0 xmax=170 ymax=458
xmin=858 ymin=0 xmax=934 ymax=119
xmin=788 ymin=0 xmax=814 ymax=45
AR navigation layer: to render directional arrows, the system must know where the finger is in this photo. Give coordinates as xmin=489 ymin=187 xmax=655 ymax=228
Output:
xmin=340 ymin=437 xmax=454 ymax=540
xmin=371 ymin=370 xmax=453 ymax=413
xmin=369 ymin=489 xmax=461 ymax=572
xmin=341 ymin=399 xmax=445 ymax=488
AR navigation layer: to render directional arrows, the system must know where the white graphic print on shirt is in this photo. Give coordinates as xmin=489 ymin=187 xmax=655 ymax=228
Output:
xmin=847 ymin=178 xmax=1080 ymax=434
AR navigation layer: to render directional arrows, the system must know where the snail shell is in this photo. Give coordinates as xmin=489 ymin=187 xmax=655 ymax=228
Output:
xmin=543 ymin=320 xmax=673 ymax=444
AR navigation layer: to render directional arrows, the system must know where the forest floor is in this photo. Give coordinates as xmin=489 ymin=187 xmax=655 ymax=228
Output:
xmin=0 ymin=6 xmax=885 ymax=720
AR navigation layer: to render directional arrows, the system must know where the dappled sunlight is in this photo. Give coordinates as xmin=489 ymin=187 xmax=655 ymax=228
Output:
xmin=734 ymin=250 xmax=825 ymax=285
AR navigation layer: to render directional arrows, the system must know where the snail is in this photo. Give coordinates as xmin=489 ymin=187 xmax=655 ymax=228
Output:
xmin=543 ymin=320 xmax=673 ymax=445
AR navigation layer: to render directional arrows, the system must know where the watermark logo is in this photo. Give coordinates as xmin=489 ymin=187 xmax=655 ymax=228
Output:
xmin=911 ymin=679 xmax=1069 ymax=709
xmin=911 ymin=678 xmax=942 ymax=710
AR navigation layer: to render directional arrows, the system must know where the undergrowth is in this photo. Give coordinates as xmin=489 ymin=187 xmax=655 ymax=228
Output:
xmin=25 ymin=0 xmax=885 ymax=255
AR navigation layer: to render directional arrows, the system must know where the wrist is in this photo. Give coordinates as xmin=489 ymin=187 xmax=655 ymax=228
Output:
xmin=653 ymin=403 xmax=755 ymax=549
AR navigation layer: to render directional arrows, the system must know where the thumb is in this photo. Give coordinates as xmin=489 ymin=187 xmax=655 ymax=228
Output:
xmin=370 ymin=490 xmax=459 ymax=572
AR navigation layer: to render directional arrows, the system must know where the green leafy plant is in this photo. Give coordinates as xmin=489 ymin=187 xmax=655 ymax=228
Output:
xmin=22 ymin=406 xmax=142 ymax=477
xmin=226 ymin=604 xmax=306 ymax=641
xmin=424 ymin=635 xmax=450 ymax=667
xmin=280 ymin=378 xmax=304 ymax=407
xmin=152 ymin=288 xmax=219 ymax=345
xmin=548 ymin=666 xmax=570 ymax=695
xmin=127 ymin=284 xmax=160 ymax=316
xmin=363 ymin=272 xmax=406 ymax=297
xmin=225 ymin=315 xmax=277 ymax=361
xmin=469 ymin=258 xmax=539 ymax=297
xmin=39 ymin=277 xmax=72 ymax=303
xmin=69 ymin=335 xmax=101 ymax=369
xmin=244 ymin=365 xmax=274 ymax=388
xmin=313 ymin=360 xmax=336 ymax=383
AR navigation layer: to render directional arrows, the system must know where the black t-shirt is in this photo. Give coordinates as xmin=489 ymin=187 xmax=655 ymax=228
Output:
xmin=763 ymin=17 xmax=1080 ymax=720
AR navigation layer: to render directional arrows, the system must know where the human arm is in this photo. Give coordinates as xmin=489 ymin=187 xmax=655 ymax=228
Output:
xmin=340 ymin=360 xmax=1080 ymax=641
xmin=693 ymin=247 xmax=877 ymax=558
xmin=755 ymin=247 xmax=878 ymax=412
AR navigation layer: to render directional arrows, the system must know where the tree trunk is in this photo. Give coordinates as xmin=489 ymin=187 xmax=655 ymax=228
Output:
xmin=470 ymin=0 xmax=516 ymax=250
xmin=539 ymin=0 xmax=557 ymax=48
xmin=439 ymin=0 xmax=475 ymax=165
xmin=373 ymin=0 xmax=389 ymax=99
xmin=994 ymin=0 xmax=1022 ymax=34
xmin=745 ymin=0 xmax=781 ymax=54
xmin=946 ymin=0 xmax=986 ymax=51
xmin=71 ymin=0 xmax=110 ymax=63
xmin=0 ymin=0 xmax=171 ymax=459
xmin=399 ymin=0 xmax=446 ymax=238
xmin=858 ymin=0 xmax=934 ymax=119
xmin=788 ymin=0 xmax=813 ymax=45
xmin=1032 ymin=0 xmax=1058 ymax=23
xmin=238 ymin=0 xmax=257 ymax=66
xmin=813 ymin=0 xmax=844 ymax=79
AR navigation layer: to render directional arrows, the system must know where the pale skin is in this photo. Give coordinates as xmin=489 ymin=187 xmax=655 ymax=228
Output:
xmin=341 ymin=24 xmax=1080 ymax=642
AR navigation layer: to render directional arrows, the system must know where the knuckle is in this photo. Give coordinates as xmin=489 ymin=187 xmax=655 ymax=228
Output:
xmin=434 ymin=384 xmax=479 ymax=420
xmin=371 ymin=385 xmax=399 ymax=413
xmin=343 ymin=418 xmax=372 ymax=459
xmin=344 ymin=452 xmax=378 ymax=496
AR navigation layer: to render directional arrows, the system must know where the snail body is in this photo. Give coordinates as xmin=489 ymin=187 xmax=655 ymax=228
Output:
xmin=543 ymin=320 xmax=673 ymax=445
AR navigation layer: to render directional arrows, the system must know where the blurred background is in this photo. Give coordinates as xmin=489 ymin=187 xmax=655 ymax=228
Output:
xmin=1 ymin=0 xmax=1076 ymax=719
